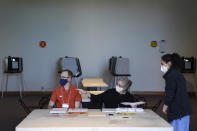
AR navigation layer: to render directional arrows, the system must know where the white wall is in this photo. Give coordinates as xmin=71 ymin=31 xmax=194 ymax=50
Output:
xmin=0 ymin=0 xmax=196 ymax=92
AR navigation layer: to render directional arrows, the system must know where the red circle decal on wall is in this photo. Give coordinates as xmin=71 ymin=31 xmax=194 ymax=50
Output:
xmin=39 ymin=41 xmax=47 ymax=48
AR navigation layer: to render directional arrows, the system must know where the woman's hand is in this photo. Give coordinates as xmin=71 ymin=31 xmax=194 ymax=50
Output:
xmin=162 ymin=104 xmax=168 ymax=114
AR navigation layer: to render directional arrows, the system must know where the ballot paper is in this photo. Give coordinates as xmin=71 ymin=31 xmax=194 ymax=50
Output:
xmin=82 ymin=98 xmax=91 ymax=102
xmin=102 ymin=108 xmax=116 ymax=113
xmin=116 ymin=108 xmax=144 ymax=113
xmin=121 ymin=101 xmax=146 ymax=107
xmin=68 ymin=108 xmax=88 ymax=113
xmin=49 ymin=108 xmax=68 ymax=114
xmin=88 ymin=112 xmax=106 ymax=117
xmin=135 ymin=108 xmax=144 ymax=112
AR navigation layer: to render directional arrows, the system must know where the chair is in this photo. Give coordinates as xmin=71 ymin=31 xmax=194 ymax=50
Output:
xmin=133 ymin=94 xmax=147 ymax=109
xmin=133 ymin=95 xmax=162 ymax=112
xmin=18 ymin=95 xmax=50 ymax=114
xmin=18 ymin=98 xmax=38 ymax=114
xmin=151 ymin=99 xmax=162 ymax=112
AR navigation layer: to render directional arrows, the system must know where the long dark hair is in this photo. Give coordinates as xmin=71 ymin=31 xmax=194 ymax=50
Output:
xmin=161 ymin=53 xmax=181 ymax=70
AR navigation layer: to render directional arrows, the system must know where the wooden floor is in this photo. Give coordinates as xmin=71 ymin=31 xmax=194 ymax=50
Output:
xmin=0 ymin=94 xmax=197 ymax=131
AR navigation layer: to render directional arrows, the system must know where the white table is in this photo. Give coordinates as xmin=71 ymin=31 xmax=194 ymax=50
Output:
xmin=82 ymin=78 xmax=108 ymax=90
xmin=16 ymin=109 xmax=172 ymax=131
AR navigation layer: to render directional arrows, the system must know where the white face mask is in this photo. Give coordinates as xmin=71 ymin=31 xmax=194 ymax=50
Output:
xmin=161 ymin=65 xmax=168 ymax=74
xmin=116 ymin=85 xmax=124 ymax=93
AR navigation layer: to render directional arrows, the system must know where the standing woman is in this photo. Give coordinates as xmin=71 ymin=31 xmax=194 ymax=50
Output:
xmin=161 ymin=53 xmax=192 ymax=131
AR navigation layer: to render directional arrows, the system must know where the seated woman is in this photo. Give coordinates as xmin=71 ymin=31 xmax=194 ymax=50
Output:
xmin=79 ymin=77 xmax=135 ymax=108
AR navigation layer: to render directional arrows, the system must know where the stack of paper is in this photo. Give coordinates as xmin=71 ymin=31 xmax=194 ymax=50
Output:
xmin=68 ymin=108 xmax=88 ymax=113
xmin=135 ymin=108 xmax=144 ymax=112
xmin=49 ymin=108 xmax=68 ymax=114
xmin=121 ymin=101 xmax=146 ymax=107
xmin=102 ymin=108 xmax=116 ymax=113
xmin=116 ymin=108 xmax=144 ymax=113
xmin=88 ymin=112 xmax=106 ymax=117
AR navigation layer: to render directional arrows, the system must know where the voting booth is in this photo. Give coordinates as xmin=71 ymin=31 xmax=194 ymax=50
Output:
xmin=59 ymin=56 xmax=82 ymax=77
xmin=109 ymin=56 xmax=131 ymax=89
xmin=58 ymin=56 xmax=82 ymax=88
xmin=181 ymin=57 xmax=196 ymax=73
xmin=109 ymin=56 xmax=130 ymax=76
xmin=4 ymin=56 xmax=23 ymax=73
xmin=181 ymin=56 xmax=197 ymax=97
xmin=1 ymin=56 xmax=24 ymax=98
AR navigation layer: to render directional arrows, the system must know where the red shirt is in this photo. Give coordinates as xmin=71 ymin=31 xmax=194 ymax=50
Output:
xmin=50 ymin=85 xmax=82 ymax=108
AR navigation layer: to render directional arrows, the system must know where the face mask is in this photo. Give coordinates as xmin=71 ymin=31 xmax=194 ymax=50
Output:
xmin=59 ymin=79 xmax=68 ymax=86
xmin=161 ymin=65 xmax=168 ymax=74
xmin=116 ymin=85 xmax=124 ymax=93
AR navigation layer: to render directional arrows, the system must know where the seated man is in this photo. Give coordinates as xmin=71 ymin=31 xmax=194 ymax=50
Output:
xmin=48 ymin=69 xmax=82 ymax=109
xmin=79 ymin=77 xmax=135 ymax=108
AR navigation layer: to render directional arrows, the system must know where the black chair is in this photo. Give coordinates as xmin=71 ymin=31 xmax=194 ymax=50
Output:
xmin=133 ymin=95 xmax=162 ymax=112
xmin=38 ymin=95 xmax=51 ymax=109
xmin=133 ymin=94 xmax=147 ymax=109
xmin=18 ymin=98 xmax=38 ymax=114
xmin=18 ymin=95 xmax=50 ymax=114
xmin=151 ymin=99 xmax=162 ymax=112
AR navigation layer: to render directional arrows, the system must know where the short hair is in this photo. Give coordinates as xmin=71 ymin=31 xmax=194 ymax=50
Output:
xmin=117 ymin=77 xmax=132 ymax=91
xmin=61 ymin=69 xmax=73 ymax=78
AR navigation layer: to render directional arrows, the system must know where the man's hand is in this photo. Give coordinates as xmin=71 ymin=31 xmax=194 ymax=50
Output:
xmin=75 ymin=101 xmax=81 ymax=108
xmin=48 ymin=101 xmax=55 ymax=109
xmin=77 ymin=89 xmax=91 ymax=98
xmin=77 ymin=89 xmax=87 ymax=94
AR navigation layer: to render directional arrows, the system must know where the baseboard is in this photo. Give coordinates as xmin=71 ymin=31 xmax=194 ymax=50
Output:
xmin=133 ymin=91 xmax=196 ymax=96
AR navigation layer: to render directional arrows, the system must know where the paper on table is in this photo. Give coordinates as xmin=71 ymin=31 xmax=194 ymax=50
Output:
xmin=49 ymin=108 xmax=67 ymax=114
xmin=116 ymin=108 xmax=144 ymax=113
xmin=68 ymin=108 xmax=88 ymax=112
xmin=102 ymin=108 xmax=116 ymax=113
xmin=121 ymin=101 xmax=146 ymax=106
xmin=82 ymin=98 xmax=91 ymax=102
xmin=88 ymin=112 xmax=106 ymax=117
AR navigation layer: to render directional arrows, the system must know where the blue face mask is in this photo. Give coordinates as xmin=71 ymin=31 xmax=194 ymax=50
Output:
xmin=59 ymin=79 xmax=68 ymax=86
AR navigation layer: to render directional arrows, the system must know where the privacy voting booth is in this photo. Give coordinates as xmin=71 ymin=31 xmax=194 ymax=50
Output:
xmin=1 ymin=56 xmax=24 ymax=98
